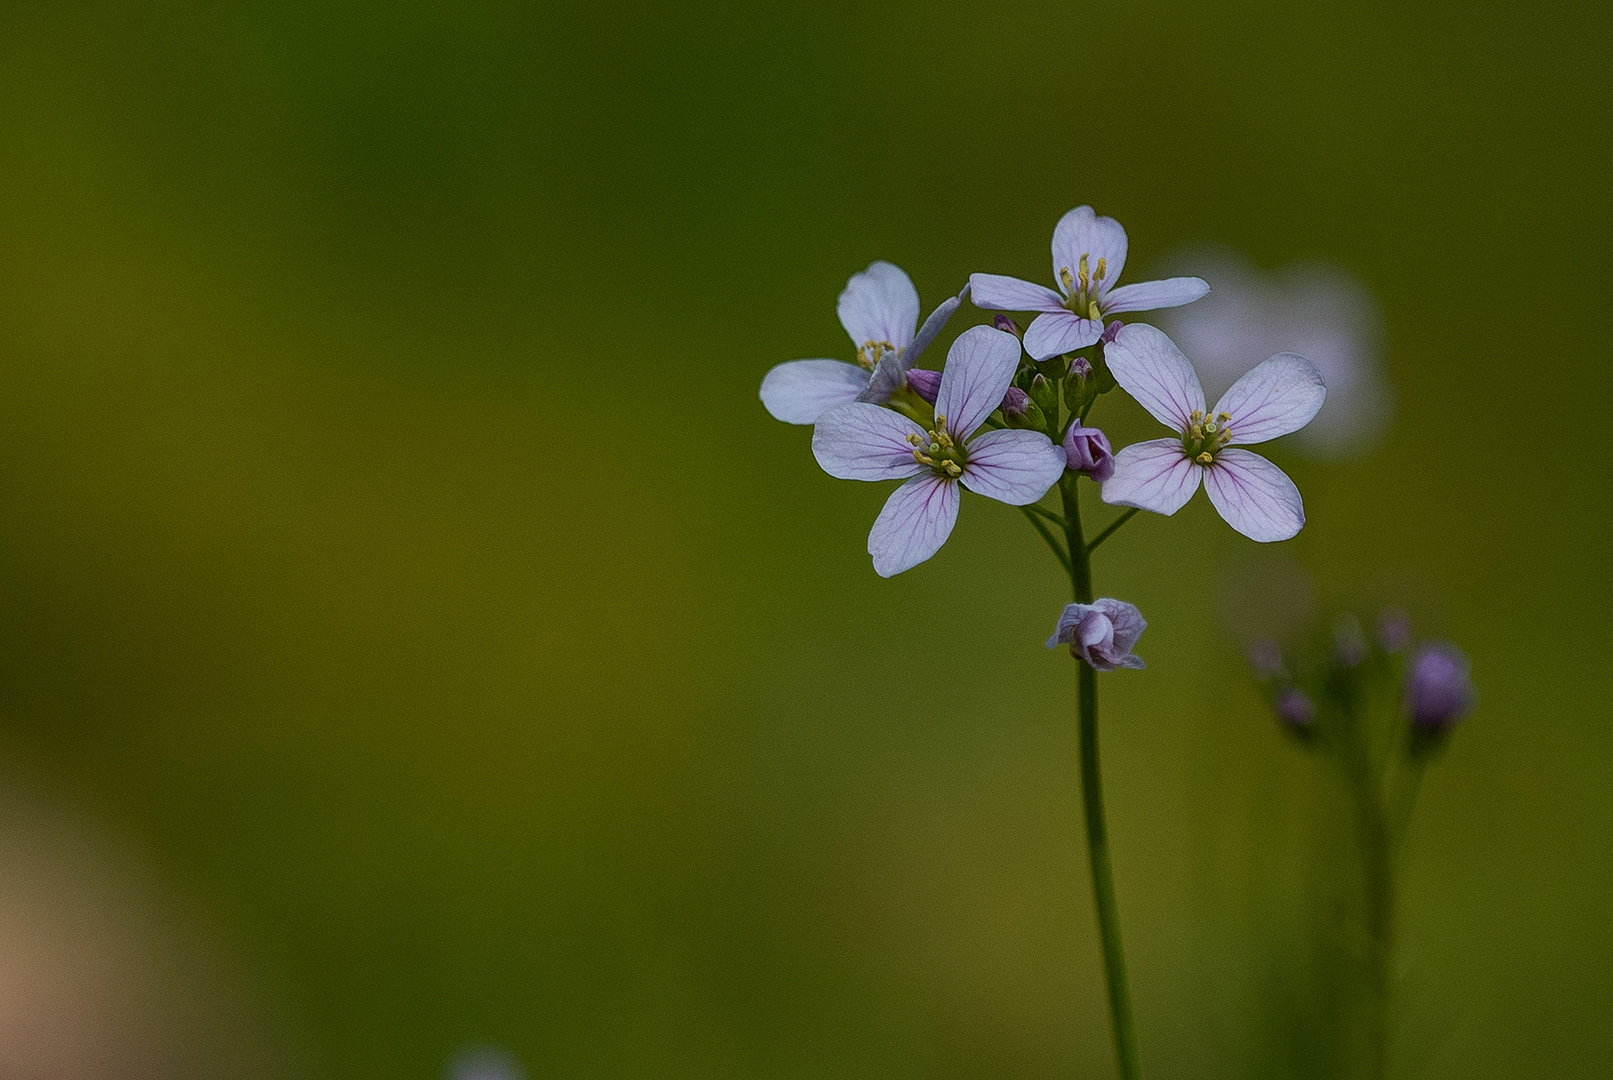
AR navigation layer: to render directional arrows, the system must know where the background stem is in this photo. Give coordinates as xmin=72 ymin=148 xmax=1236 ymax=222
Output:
xmin=1060 ymin=476 xmax=1142 ymax=1079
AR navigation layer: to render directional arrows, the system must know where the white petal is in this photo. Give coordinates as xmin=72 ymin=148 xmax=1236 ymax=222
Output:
xmin=837 ymin=261 xmax=920 ymax=352
xmin=868 ymin=475 xmax=960 ymax=577
xmin=811 ymin=403 xmax=927 ymax=481
xmin=1101 ymin=276 xmax=1210 ymax=314
xmin=1023 ymin=310 xmax=1102 ymax=360
xmin=1051 ymin=206 xmax=1128 ymax=295
xmin=959 ymin=429 xmax=1067 ymax=505
xmin=1212 ymin=352 xmax=1327 ymax=445
xmin=1100 ymin=439 xmax=1202 ymax=516
xmin=760 ymin=360 xmax=870 ymax=424
xmin=1103 ymin=323 xmax=1207 ymax=431
xmin=967 ymin=273 xmax=1064 ymax=312
xmin=1202 ymin=449 xmax=1305 ymax=542
xmin=934 ymin=325 xmax=1021 ymax=441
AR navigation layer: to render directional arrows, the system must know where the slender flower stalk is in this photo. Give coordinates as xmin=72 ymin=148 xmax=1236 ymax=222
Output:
xmin=1058 ymin=476 xmax=1143 ymax=1080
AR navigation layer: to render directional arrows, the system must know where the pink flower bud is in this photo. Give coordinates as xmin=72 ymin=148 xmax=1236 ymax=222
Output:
xmin=906 ymin=368 xmax=941 ymax=404
xmin=1061 ymin=422 xmax=1115 ymax=482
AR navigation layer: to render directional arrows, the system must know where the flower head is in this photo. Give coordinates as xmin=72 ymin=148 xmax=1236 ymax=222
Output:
xmin=1046 ymin=599 xmax=1147 ymax=671
xmin=811 ymin=326 xmax=1067 ymax=577
xmin=760 ymin=261 xmax=966 ymax=424
xmin=969 ymin=206 xmax=1209 ymax=360
xmin=1062 ymin=422 xmax=1114 ymax=482
xmin=1099 ymin=323 xmax=1326 ymax=542
xmin=1405 ymin=642 xmax=1475 ymax=733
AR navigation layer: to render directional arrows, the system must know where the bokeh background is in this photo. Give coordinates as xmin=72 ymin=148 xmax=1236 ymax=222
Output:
xmin=0 ymin=1 xmax=1608 ymax=1076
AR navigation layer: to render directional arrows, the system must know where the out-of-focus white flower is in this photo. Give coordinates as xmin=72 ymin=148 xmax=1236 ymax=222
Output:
xmin=446 ymin=1045 xmax=529 ymax=1080
xmin=1152 ymin=247 xmax=1392 ymax=460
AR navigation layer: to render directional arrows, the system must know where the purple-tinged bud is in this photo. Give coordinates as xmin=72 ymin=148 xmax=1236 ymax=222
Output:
xmin=1068 ymin=356 xmax=1093 ymax=379
xmin=1274 ymin=686 xmax=1316 ymax=730
xmin=992 ymin=314 xmax=1023 ymax=338
xmin=1101 ymin=320 xmax=1124 ymax=346
xmin=1247 ymin=638 xmax=1284 ymax=681
xmin=1332 ymin=614 xmax=1368 ymax=669
xmin=1405 ymin=642 xmax=1475 ymax=733
xmin=906 ymin=368 xmax=941 ymax=405
xmin=1000 ymin=385 xmax=1046 ymax=430
xmin=1376 ymin=607 xmax=1412 ymax=653
xmin=1062 ymin=422 xmax=1114 ymax=482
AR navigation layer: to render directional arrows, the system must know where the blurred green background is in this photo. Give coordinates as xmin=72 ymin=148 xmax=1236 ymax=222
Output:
xmin=0 ymin=0 xmax=1608 ymax=1076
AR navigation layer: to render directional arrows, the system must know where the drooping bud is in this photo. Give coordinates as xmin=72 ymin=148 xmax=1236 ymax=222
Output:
xmin=906 ymin=368 xmax=941 ymax=405
xmin=1274 ymin=686 xmax=1316 ymax=730
xmin=1029 ymin=373 xmax=1057 ymax=419
xmin=1376 ymin=607 xmax=1412 ymax=653
xmin=1061 ymin=422 xmax=1114 ymax=482
xmin=992 ymin=314 xmax=1022 ymax=338
xmin=1404 ymin=642 xmax=1475 ymax=733
xmin=1000 ymin=386 xmax=1046 ymax=430
xmin=1046 ymin=598 xmax=1147 ymax=672
xmin=1100 ymin=319 xmax=1124 ymax=346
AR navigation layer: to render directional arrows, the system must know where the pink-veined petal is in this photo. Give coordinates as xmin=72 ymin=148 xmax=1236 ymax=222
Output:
xmin=760 ymin=360 xmax=870 ymax=424
xmin=837 ymin=261 xmax=920 ymax=353
xmin=935 ymin=325 xmax=1021 ymax=441
xmin=1203 ymin=449 xmax=1305 ymax=542
xmin=811 ymin=402 xmax=927 ymax=481
xmin=1103 ymin=323 xmax=1207 ymax=431
xmin=1093 ymin=598 xmax=1147 ymax=656
xmin=967 ymin=273 xmax=1065 ymax=312
xmin=1051 ymin=206 xmax=1128 ymax=298
xmin=1212 ymin=353 xmax=1327 ymax=445
xmin=868 ymin=474 xmax=960 ymax=577
xmin=1023 ymin=310 xmax=1102 ymax=359
xmin=1101 ymin=439 xmax=1202 ymax=516
xmin=958 ymin=429 xmax=1067 ymax=505
xmin=1101 ymin=276 xmax=1210 ymax=314
xmin=907 ymin=283 xmax=969 ymax=363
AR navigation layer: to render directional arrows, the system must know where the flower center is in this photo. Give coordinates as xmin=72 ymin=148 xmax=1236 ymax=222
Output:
xmin=906 ymin=415 xmax=967 ymax=478
xmin=1058 ymin=253 xmax=1107 ymax=321
xmin=856 ymin=339 xmax=898 ymax=371
xmin=1181 ymin=410 xmax=1232 ymax=465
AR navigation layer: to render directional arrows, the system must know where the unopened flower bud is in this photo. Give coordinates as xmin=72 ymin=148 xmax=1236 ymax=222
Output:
xmin=1274 ymin=686 xmax=1316 ymax=730
xmin=1247 ymin=638 xmax=1284 ymax=681
xmin=906 ymin=368 xmax=941 ymax=405
xmin=992 ymin=314 xmax=1022 ymax=338
xmin=1029 ymin=373 xmax=1057 ymax=419
xmin=1062 ymin=422 xmax=1114 ymax=482
xmin=1405 ymin=642 xmax=1475 ymax=733
xmin=1376 ymin=607 xmax=1412 ymax=653
xmin=1100 ymin=319 xmax=1124 ymax=346
xmin=1065 ymin=359 xmax=1098 ymax=416
xmin=1000 ymin=386 xmax=1046 ymax=430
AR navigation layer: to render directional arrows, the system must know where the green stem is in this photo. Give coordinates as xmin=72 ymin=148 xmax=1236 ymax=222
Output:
xmin=1085 ymin=507 xmax=1140 ymax=555
xmin=1343 ymin=707 xmax=1393 ymax=1080
xmin=1023 ymin=502 xmax=1068 ymax=529
xmin=1020 ymin=505 xmax=1071 ymax=574
xmin=1060 ymin=476 xmax=1142 ymax=1080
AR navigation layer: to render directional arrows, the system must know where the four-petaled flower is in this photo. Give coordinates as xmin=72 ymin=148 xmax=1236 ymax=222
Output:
xmin=1100 ymin=323 xmax=1325 ymax=543
xmin=760 ymin=261 xmax=966 ymax=424
xmin=1046 ymin=599 xmax=1148 ymax=671
xmin=970 ymin=206 xmax=1209 ymax=360
xmin=812 ymin=326 xmax=1067 ymax=577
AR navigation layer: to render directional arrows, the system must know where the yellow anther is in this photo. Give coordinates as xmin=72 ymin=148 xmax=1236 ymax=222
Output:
xmin=1060 ymin=266 xmax=1075 ymax=292
xmin=1077 ymin=253 xmax=1091 ymax=293
xmin=934 ymin=414 xmax=946 ymax=428
xmin=1195 ymin=451 xmax=1214 ymax=465
xmin=1088 ymin=300 xmax=1102 ymax=320
xmin=1190 ymin=409 xmax=1204 ymax=422
xmin=913 ymin=450 xmax=935 ymax=467
xmin=936 ymin=430 xmax=954 ymax=449
xmin=1094 ymin=257 xmax=1106 ymax=282
xmin=906 ymin=433 xmax=923 ymax=447
xmin=943 ymin=461 xmax=963 ymax=477
xmin=1216 ymin=412 xmax=1231 ymax=423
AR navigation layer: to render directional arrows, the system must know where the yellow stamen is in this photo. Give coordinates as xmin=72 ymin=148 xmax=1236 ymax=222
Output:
xmin=943 ymin=461 xmax=962 ymax=477
xmin=1077 ymin=254 xmax=1090 ymax=293
xmin=1195 ymin=451 xmax=1214 ymax=465
xmin=1216 ymin=412 xmax=1231 ymax=423
xmin=1059 ymin=266 xmax=1075 ymax=293
xmin=1093 ymin=257 xmax=1106 ymax=283
xmin=913 ymin=450 xmax=935 ymax=467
